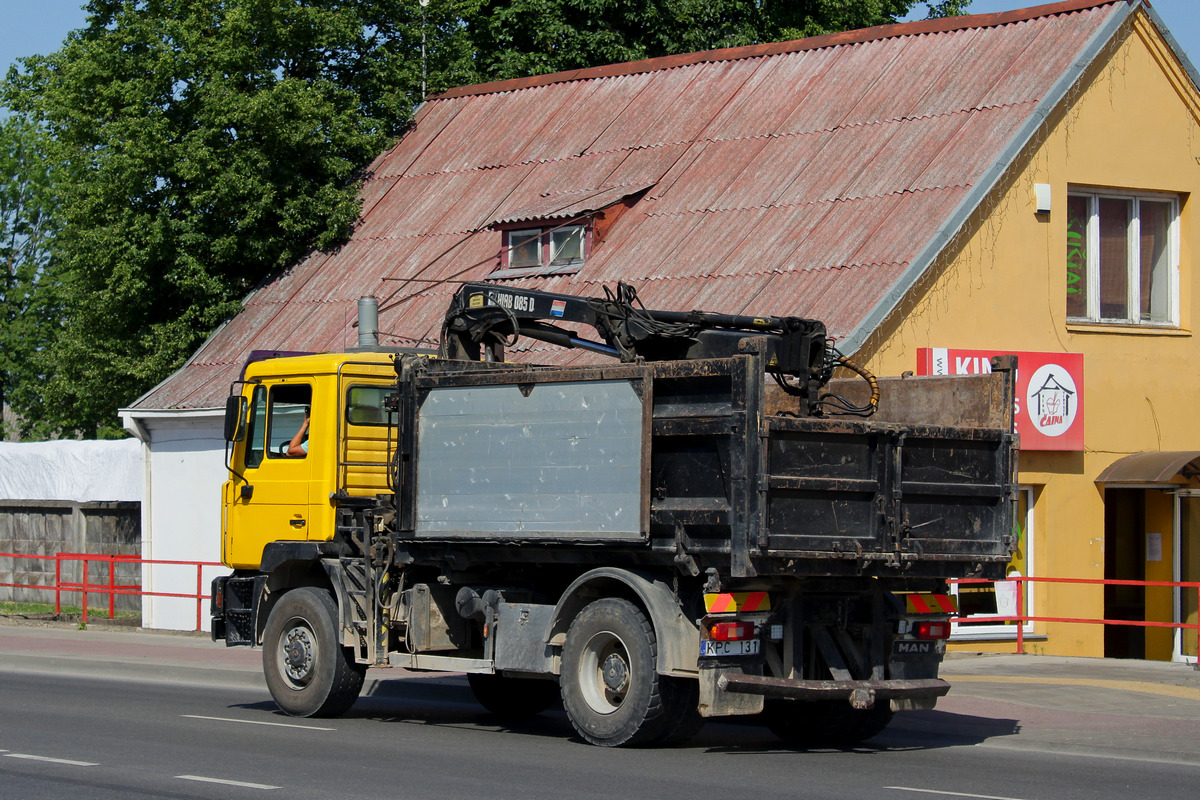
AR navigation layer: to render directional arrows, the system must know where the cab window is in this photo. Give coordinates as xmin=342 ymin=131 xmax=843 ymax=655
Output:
xmin=243 ymin=383 xmax=313 ymax=467
xmin=268 ymin=384 xmax=312 ymax=459
xmin=245 ymin=386 xmax=268 ymax=469
xmin=346 ymin=385 xmax=390 ymax=426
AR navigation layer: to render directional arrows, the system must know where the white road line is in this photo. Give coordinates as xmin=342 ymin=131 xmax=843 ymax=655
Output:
xmin=4 ymin=753 xmax=99 ymax=767
xmin=181 ymin=714 xmax=335 ymax=731
xmin=177 ymin=775 xmax=280 ymax=790
xmin=885 ymin=788 xmax=1030 ymax=800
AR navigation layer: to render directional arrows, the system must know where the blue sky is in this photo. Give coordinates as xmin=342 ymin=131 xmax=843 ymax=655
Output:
xmin=0 ymin=1 xmax=1197 ymax=81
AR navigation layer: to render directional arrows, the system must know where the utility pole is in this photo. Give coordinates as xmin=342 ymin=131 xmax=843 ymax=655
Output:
xmin=420 ymin=0 xmax=429 ymax=97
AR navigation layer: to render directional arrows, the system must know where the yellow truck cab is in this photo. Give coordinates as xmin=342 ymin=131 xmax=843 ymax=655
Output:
xmin=222 ymin=350 xmax=402 ymax=570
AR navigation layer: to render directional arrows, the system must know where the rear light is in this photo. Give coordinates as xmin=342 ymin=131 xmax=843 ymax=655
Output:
xmin=913 ymin=620 xmax=951 ymax=640
xmin=709 ymin=621 xmax=756 ymax=641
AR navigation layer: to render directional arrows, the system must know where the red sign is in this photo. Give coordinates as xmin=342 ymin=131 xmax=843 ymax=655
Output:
xmin=917 ymin=348 xmax=1084 ymax=451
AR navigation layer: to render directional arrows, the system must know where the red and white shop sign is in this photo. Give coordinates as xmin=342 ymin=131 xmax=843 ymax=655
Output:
xmin=917 ymin=348 xmax=1084 ymax=451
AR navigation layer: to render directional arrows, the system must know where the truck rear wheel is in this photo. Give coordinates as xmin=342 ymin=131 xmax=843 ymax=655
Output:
xmin=560 ymin=598 xmax=671 ymax=747
xmin=262 ymin=587 xmax=365 ymax=718
xmin=762 ymin=698 xmax=894 ymax=746
xmin=467 ymin=673 xmax=560 ymax=718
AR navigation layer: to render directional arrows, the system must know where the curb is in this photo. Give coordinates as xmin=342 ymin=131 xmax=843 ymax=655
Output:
xmin=0 ymin=652 xmax=268 ymax=692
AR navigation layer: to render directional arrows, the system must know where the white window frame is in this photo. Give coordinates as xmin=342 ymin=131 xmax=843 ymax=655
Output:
xmin=950 ymin=486 xmax=1036 ymax=640
xmin=506 ymin=228 xmax=543 ymax=269
xmin=1066 ymin=188 xmax=1180 ymax=327
xmin=548 ymin=225 xmax=585 ymax=267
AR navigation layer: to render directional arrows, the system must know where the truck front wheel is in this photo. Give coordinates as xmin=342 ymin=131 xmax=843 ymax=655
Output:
xmin=560 ymin=598 xmax=671 ymax=747
xmin=262 ymin=587 xmax=365 ymax=718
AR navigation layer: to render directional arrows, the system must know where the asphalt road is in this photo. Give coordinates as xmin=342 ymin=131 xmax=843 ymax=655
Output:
xmin=2 ymin=669 xmax=1196 ymax=800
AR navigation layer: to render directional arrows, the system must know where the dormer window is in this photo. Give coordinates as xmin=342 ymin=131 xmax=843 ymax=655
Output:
xmin=486 ymin=183 xmax=653 ymax=280
xmin=493 ymin=223 xmax=590 ymax=278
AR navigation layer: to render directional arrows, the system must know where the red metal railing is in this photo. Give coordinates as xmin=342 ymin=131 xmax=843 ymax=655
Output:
xmin=3 ymin=554 xmax=1198 ymax=653
xmin=950 ymin=575 xmax=1200 ymax=657
xmin=0 ymin=551 xmax=223 ymax=632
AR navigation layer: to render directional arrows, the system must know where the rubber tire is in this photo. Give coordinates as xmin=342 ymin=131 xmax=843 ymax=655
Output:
xmin=560 ymin=598 xmax=671 ymax=747
xmin=762 ymin=698 xmax=894 ymax=747
xmin=262 ymin=587 xmax=365 ymax=718
xmin=468 ymin=673 xmax=560 ymax=718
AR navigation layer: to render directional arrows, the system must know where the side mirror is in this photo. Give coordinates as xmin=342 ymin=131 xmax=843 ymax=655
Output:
xmin=224 ymin=395 xmax=247 ymax=442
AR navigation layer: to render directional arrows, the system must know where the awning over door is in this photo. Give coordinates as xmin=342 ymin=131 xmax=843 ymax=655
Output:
xmin=1095 ymin=451 xmax=1200 ymax=484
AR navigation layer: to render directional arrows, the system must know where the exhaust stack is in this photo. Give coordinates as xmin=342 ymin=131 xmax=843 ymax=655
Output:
xmin=357 ymin=297 xmax=379 ymax=348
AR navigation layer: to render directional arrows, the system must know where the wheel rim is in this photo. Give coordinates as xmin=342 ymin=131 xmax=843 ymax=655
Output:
xmin=279 ymin=618 xmax=318 ymax=689
xmin=577 ymin=629 xmax=631 ymax=715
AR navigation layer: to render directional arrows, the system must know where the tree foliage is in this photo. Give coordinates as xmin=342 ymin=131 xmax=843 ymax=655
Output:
xmin=3 ymin=0 xmax=476 ymax=437
xmin=0 ymin=117 xmax=60 ymax=441
xmin=2 ymin=0 xmax=969 ymax=438
xmin=466 ymin=0 xmax=969 ymax=80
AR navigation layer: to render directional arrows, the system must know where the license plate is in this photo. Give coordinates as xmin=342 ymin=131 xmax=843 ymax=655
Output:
xmin=700 ymin=639 xmax=761 ymax=657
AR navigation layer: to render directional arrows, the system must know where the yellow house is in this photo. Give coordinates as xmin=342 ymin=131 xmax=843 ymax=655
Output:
xmin=126 ymin=0 xmax=1200 ymax=654
xmin=859 ymin=3 xmax=1200 ymax=660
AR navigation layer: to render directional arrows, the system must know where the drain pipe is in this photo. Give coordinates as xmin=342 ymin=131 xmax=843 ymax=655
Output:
xmin=357 ymin=296 xmax=379 ymax=349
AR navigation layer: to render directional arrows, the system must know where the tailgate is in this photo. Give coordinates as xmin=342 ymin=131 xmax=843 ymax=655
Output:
xmin=763 ymin=416 xmax=1014 ymax=565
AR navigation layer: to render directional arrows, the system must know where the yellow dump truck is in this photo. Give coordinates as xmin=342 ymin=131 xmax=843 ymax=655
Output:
xmin=212 ymin=285 xmax=1017 ymax=747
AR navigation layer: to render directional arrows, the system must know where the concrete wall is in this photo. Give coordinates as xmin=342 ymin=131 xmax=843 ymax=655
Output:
xmin=0 ymin=500 xmax=141 ymax=612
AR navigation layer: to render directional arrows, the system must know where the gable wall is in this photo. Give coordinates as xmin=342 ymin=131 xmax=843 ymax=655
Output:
xmin=859 ymin=10 xmax=1200 ymax=658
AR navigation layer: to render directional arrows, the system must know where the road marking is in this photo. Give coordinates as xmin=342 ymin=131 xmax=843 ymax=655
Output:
xmin=4 ymin=753 xmax=99 ymax=767
xmin=886 ymin=788 xmax=1029 ymax=800
xmin=177 ymin=775 xmax=280 ymax=790
xmin=181 ymin=714 xmax=335 ymax=731
xmin=941 ymin=674 xmax=1200 ymax=702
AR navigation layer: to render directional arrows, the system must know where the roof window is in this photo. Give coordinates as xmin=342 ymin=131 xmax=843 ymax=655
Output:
xmin=491 ymin=223 xmax=589 ymax=279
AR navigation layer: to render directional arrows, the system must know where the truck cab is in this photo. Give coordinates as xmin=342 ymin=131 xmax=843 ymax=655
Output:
xmin=222 ymin=352 xmax=399 ymax=569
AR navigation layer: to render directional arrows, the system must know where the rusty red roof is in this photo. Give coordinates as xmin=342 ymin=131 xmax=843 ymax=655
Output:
xmin=130 ymin=0 xmax=1153 ymax=412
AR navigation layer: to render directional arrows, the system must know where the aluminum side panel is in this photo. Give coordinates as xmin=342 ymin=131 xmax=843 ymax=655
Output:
xmin=415 ymin=380 xmax=644 ymax=539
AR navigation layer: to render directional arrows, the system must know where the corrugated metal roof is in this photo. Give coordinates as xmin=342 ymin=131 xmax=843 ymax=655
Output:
xmin=131 ymin=0 xmax=1140 ymax=411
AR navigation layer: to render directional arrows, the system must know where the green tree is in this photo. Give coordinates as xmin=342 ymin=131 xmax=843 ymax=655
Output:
xmin=0 ymin=117 xmax=60 ymax=441
xmin=3 ymin=0 xmax=476 ymax=437
xmin=466 ymin=0 xmax=971 ymax=81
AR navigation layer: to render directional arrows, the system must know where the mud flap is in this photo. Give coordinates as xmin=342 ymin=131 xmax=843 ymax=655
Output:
xmin=698 ymin=660 xmax=765 ymax=717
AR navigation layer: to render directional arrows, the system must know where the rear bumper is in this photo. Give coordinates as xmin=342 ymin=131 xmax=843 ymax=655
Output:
xmin=718 ymin=673 xmax=950 ymax=709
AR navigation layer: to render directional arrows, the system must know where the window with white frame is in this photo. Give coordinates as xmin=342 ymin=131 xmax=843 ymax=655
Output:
xmin=1066 ymin=189 xmax=1179 ymax=326
xmin=951 ymin=486 xmax=1035 ymax=639
xmin=493 ymin=223 xmax=588 ymax=278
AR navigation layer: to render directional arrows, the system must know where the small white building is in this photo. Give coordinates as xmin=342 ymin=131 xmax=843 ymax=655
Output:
xmin=119 ymin=408 xmax=228 ymax=631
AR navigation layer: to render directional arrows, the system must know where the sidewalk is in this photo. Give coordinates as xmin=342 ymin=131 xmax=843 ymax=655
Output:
xmin=894 ymin=651 xmax=1200 ymax=764
xmin=3 ymin=619 xmax=1199 ymax=762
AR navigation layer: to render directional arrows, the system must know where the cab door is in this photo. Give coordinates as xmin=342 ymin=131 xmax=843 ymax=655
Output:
xmin=224 ymin=381 xmax=314 ymax=569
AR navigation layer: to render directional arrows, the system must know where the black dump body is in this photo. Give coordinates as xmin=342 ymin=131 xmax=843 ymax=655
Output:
xmin=389 ymin=347 xmax=1017 ymax=581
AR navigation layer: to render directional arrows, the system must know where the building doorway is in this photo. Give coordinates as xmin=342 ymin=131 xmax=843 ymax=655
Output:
xmin=1104 ymin=489 xmax=1145 ymax=659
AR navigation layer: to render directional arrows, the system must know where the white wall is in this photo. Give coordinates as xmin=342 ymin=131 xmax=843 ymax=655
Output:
xmin=124 ymin=410 xmax=228 ymax=631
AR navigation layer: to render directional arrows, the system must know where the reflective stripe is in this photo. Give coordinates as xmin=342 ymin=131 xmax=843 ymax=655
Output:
xmin=704 ymin=591 xmax=771 ymax=613
xmin=904 ymin=593 xmax=958 ymax=614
